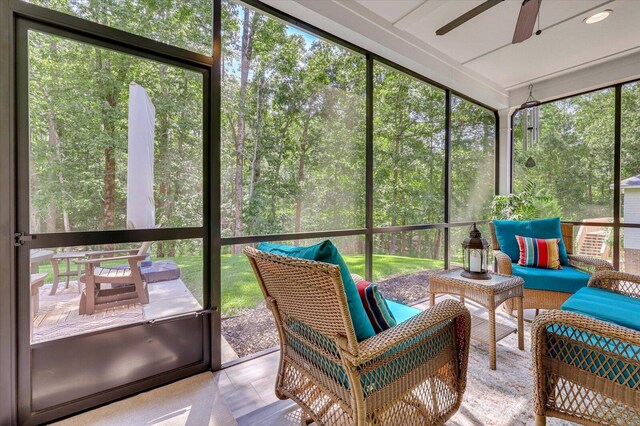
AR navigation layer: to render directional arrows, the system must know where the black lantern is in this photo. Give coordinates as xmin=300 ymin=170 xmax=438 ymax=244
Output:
xmin=461 ymin=223 xmax=490 ymax=280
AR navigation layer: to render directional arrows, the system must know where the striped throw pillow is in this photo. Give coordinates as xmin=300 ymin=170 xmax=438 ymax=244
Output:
xmin=515 ymin=235 xmax=562 ymax=269
xmin=355 ymin=280 xmax=397 ymax=333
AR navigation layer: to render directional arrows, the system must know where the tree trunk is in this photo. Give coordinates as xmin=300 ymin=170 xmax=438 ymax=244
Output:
xmin=156 ymin=64 xmax=171 ymax=258
xmin=232 ymin=8 xmax=256 ymax=254
xmin=103 ymin=144 xmax=116 ymax=230
xmin=97 ymin=52 xmax=117 ymax=231
xmin=46 ymin=111 xmax=58 ymax=233
xmin=249 ymin=72 xmax=264 ymax=201
xmin=294 ymin=116 xmax=310 ymax=234
xmin=44 ymin=39 xmax=72 ymax=233
xmin=390 ymin=134 xmax=401 ymax=255
xmin=433 ymin=228 xmax=441 ymax=260
xmin=389 ymin=88 xmax=406 ymax=256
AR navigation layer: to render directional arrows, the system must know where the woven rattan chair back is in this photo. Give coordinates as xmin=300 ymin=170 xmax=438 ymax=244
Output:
xmin=244 ymin=246 xmax=360 ymax=356
xmin=489 ymin=221 xmax=573 ymax=254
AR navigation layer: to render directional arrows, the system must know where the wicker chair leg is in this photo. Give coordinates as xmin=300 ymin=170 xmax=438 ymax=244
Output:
xmin=535 ymin=414 xmax=546 ymax=425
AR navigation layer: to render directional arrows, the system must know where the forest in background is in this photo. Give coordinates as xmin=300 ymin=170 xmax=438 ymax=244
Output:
xmin=27 ymin=0 xmax=495 ymax=266
xmin=220 ymin=2 xmax=495 ymax=260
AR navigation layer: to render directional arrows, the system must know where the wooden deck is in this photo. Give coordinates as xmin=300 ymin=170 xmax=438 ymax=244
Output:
xmin=32 ymin=279 xmax=203 ymax=344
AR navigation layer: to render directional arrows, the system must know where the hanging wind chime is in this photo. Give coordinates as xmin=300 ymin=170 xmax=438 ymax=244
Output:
xmin=521 ymin=84 xmax=540 ymax=168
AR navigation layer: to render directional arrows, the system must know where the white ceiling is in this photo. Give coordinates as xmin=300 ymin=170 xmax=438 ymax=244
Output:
xmin=262 ymin=0 xmax=640 ymax=109
xmin=352 ymin=0 xmax=640 ymax=90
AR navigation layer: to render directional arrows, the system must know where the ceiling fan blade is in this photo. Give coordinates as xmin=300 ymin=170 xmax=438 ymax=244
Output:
xmin=436 ymin=0 xmax=504 ymax=36
xmin=512 ymin=0 xmax=541 ymax=43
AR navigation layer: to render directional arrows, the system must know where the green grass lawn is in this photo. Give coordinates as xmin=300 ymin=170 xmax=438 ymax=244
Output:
xmin=221 ymin=253 xmax=443 ymax=315
xmin=35 ymin=253 xmax=442 ymax=317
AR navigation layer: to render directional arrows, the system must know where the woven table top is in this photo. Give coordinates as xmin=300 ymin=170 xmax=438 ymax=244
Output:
xmin=431 ymin=268 xmax=523 ymax=293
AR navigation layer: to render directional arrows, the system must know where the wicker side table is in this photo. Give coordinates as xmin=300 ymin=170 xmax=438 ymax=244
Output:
xmin=430 ymin=269 xmax=524 ymax=370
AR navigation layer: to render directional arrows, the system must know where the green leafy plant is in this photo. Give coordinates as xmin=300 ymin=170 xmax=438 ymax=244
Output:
xmin=490 ymin=180 xmax=561 ymax=220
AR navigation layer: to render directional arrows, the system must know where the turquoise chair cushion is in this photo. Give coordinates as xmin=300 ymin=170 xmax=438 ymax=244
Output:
xmin=546 ymin=323 xmax=640 ymax=388
xmin=493 ymin=218 xmax=569 ymax=265
xmin=511 ymin=263 xmax=589 ymax=294
xmin=545 ymin=288 xmax=640 ymax=388
xmin=386 ymin=300 xmax=421 ymax=324
xmin=257 ymin=240 xmax=376 ymax=341
xmin=561 ymin=287 xmax=640 ymax=332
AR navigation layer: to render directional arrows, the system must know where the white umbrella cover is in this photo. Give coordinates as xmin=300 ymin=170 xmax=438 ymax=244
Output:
xmin=126 ymin=82 xmax=156 ymax=230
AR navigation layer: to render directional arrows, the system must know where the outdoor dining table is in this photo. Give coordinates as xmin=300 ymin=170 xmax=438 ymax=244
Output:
xmin=30 ymin=249 xmax=54 ymax=273
xmin=50 ymin=251 xmax=90 ymax=295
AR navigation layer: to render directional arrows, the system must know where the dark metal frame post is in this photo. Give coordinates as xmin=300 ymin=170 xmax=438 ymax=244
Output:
xmin=613 ymin=84 xmax=622 ymax=269
xmin=444 ymin=90 xmax=452 ymax=269
xmin=365 ymin=53 xmax=374 ymax=281
xmin=494 ymin=110 xmax=500 ymax=195
xmin=0 ymin=0 xmax=16 ymax=424
xmin=211 ymin=0 xmax=222 ymax=371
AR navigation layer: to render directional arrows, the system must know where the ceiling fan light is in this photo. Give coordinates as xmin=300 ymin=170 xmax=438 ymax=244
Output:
xmin=584 ymin=9 xmax=612 ymax=24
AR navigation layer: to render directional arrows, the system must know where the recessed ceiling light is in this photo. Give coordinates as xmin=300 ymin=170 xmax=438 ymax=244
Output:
xmin=584 ymin=9 xmax=613 ymax=24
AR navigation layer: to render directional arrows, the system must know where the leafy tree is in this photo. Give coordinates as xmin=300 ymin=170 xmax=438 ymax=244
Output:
xmin=490 ymin=180 xmax=561 ymax=220
xmin=513 ymin=89 xmax=615 ymax=221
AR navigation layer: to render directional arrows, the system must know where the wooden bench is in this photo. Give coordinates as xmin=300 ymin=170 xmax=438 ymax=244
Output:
xmin=30 ymin=272 xmax=47 ymax=341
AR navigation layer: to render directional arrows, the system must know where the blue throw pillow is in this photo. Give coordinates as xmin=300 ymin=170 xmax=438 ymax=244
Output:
xmin=493 ymin=218 xmax=569 ymax=265
xmin=257 ymin=240 xmax=376 ymax=341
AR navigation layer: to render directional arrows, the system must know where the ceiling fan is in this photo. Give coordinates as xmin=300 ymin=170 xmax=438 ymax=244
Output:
xmin=436 ymin=0 xmax=542 ymax=44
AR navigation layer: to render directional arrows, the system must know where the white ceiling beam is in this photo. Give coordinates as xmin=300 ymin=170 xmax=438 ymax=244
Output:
xmin=508 ymin=52 xmax=640 ymax=107
xmin=392 ymin=0 xmax=442 ymax=29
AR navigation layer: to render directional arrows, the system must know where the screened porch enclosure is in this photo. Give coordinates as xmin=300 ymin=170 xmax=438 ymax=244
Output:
xmin=8 ymin=0 xmax=499 ymax=424
xmin=5 ymin=0 xmax=640 ymax=424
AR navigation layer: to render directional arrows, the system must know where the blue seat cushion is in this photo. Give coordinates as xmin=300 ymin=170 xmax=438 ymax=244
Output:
xmin=561 ymin=287 xmax=640 ymax=332
xmin=257 ymin=240 xmax=375 ymax=341
xmin=547 ymin=288 xmax=640 ymax=388
xmin=512 ymin=263 xmax=589 ymax=294
xmin=546 ymin=323 xmax=640 ymax=388
xmin=386 ymin=300 xmax=421 ymax=324
xmin=494 ymin=218 xmax=569 ymax=265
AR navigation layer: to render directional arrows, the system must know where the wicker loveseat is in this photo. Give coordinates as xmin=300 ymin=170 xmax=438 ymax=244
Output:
xmin=245 ymin=246 xmax=471 ymax=425
xmin=532 ymin=271 xmax=640 ymax=425
xmin=490 ymin=219 xmax=613 ymax=312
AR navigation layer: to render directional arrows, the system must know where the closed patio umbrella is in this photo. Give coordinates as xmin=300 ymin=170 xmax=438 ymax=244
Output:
xmin=126 ymin=82 xmax=156 ymax=230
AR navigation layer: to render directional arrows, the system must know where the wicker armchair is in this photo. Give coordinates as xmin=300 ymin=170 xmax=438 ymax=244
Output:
xmin=532 ymin=271 xmax=640 ymax=425
xmin=244 ymin=247 xmax=471 ymax=425
xmin=490 ymin=221 xmax=613 ymax=312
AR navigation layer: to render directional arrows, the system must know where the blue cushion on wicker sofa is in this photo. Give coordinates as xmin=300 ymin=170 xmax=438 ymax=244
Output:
xmin=494 ymin=218 xmax=569 ymax=265
xmin=561 ymin=287 xmax=640 ymax=331
xmin=545 ymin=287 xmax=640 ymax=388
xmin=257 ymin=240 xmax=376 ymax=341
xmin=545 ymin=323 xmax=640 ymax=388
xmin=386 ymin=300 xmax=421 ymax=324
xmin=512 ymin=264 xmax=590 ymax=294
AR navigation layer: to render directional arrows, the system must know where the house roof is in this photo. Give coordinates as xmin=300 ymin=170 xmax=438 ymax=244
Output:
xmin=621 ymin=174 xmax=640 ymax=189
